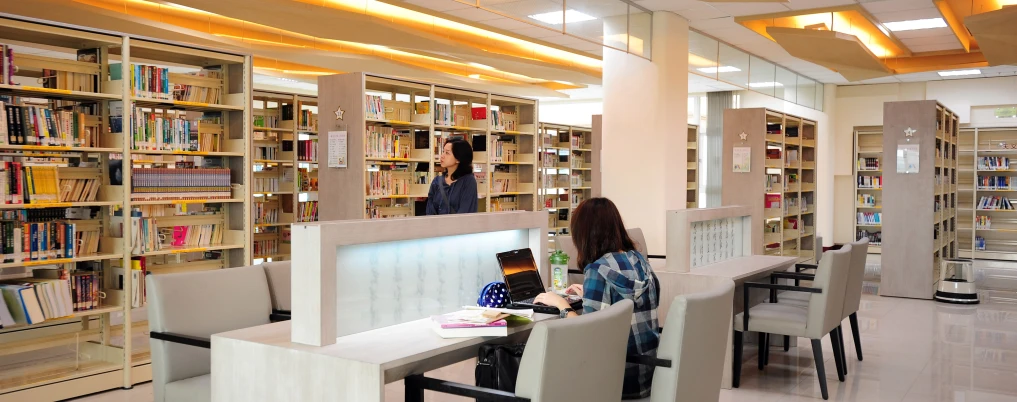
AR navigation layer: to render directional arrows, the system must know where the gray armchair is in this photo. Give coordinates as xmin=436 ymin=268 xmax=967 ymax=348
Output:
xmin=261 ymin=260 xmax=292 ymax=320
xmin=406 ymin=299 xmax=635 ymax=402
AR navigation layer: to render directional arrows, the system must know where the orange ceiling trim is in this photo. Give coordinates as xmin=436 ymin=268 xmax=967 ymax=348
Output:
xmin=883 ymin=52 xmax=988 ymax=74
xmin=934 ymin=0 xmax=973 ymax=52
xmin=735 ymin=5 xmax=911 ymax=58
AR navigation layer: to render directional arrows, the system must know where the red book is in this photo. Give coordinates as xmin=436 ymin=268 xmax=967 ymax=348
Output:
xmin=471 ymin=107 xmax=487 ymax=121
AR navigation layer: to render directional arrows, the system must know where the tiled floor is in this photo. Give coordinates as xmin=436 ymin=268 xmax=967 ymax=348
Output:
xmin=70 ymin=294 xmax=1017 ymax=402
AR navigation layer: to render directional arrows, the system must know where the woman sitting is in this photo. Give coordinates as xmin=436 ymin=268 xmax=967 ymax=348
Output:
xmin=535 ymin=197 xmax=660 ymax=400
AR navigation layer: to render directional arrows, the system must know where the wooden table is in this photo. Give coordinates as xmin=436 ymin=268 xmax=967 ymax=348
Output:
xmin=212 ymin=315 xmax=556 ymax=402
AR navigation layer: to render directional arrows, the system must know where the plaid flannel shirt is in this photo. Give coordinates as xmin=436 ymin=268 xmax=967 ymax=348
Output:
xmin=582 ymin=250 xmax=660 ymax=400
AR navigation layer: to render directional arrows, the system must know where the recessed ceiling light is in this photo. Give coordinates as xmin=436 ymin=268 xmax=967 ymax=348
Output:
xmin=468 ymin=62 xmax=494 ymax=70
xmin=882 ymin=18 xmax=947 ymax=32
xmin=528 ymin=9 xmax=596 ymax=25
xmin=468 ymin=74 xmax=482 ymax=79
xmin=553 ymin=80 xmax=575 ymax=85
xmin=697 ymin=66 xmax=741 ymax=74
xmin=938 ymin=69 xmax=981 ymax=77
xmin=748 ymin=82 xmax=783 ymax=88
xmin=276 ymin=77 xmax=299 ymax=83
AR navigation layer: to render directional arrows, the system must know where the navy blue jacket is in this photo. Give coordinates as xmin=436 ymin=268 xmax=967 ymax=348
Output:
xmin=426 ymin=173 xmax=478 ymax=215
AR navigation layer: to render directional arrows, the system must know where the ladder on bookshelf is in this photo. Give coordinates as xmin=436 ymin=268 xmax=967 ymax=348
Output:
xmin=958 ymin=126 xmax=1017 ymax=262
xmin=0 ymin=15 xmax=252 ymax=400
xmin=853 ymin=126 xmax=884 ymax=255
xmin=687 ymin=124 xmax=699 ymax=209
xmin=722 ymin=108 xmax=818 ymax=263
xmin=538 ymin=122 xmax=599 ymax=252
xmin=316 ymin=72 xmax=539 ymax=221
xmin=251 ymin=91 xmax=318 ymax=263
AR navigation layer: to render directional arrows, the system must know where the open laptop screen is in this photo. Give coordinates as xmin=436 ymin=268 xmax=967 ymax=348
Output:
xmin=496 ymin=248 xmax=544 ymax=302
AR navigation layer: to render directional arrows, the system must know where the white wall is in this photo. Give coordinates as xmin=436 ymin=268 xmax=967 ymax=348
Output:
xmin=601 ymin=11 xmax=689 ymax=254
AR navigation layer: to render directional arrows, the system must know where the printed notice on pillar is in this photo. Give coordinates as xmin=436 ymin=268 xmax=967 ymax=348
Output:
xmin=328 ymin=131 xmax=347 ymax=168
xmin=732 ymin=147 xmax=751 ymax=173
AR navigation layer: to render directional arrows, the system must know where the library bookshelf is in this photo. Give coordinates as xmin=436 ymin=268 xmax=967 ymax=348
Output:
xmin=722 ymin=108 xmax=818 ymax=262
xmin=853 ymin=126 xmax=884 ymax=254
xmin=687 ymin=124 xmax=699 ymax=209
xmin=251 ymin=91 xmax=318 ymax=263
xmin=958 ymin=126 xmax=1017 ymax=262
xmin=0 ymin=15 xmax=251 ymax=400
xmin=316 ymin=72 xmax=539 ymax=221
xmin=880 ymin=101 xmax=958 ymax=300
xmin=538 ymin=122 xmax=600 ymax=251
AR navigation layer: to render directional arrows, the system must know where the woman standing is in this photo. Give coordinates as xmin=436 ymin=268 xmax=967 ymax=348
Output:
xmin=534 ymin=197 xmax=660 ymax=400
xmin=426 ymin=138 xmax=478 ymax=215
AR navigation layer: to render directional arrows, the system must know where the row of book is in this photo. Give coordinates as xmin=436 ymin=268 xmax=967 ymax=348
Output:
xmin=976 ymin=176 xmax=1017 ymax=190
xmin=434 ymin=103 xmax=470 ymax=127
xmin=858 ymin=175 xmax=882 ymax=189
xmin=857 ymin=157 xmax=880 ymax=170
xmin=765 ymin=174 xmax=781 ymax=192
xmin=492 ymin=175 xmax=517 ymax=193
xmin=43 ymin=68 xmax=98 ymax=94
xmin=298 ymin=139 xmax=317 ymax=162
xmin=298 ymin=201 xmax=318 ymax=222
xmin=490 ymin=138 xmax=518 ymax=163
xmin=0 ymin=44 xmax=13 ymax=84
xmin=976 ymin=236 xmax=986 ymax=251
xmin=254 ymin=115 xmax=279 ymax=129
xmin=131 ymin=167 xmax=232 ymax=200
xmin=254 ymin=238 xmax=279 ymax=258
xmin=857 ymin=212 xmax=882 ymax=225
xmin=137 ymin=221 xmax=224 ymax=253
xmin=765 ymin=194 xmax=781 ymax=209
xmin=129 ymin=109 xmax=221 ymax=152
xmin=172 ymin=71 xmax=223 ymax=104
xmin=977 ymin=196 xmax=1015 ymax=210
xmin=0 ymin=164 xmax=62 ymax=204
xmin=366 ymin=126 xmax=412 ymax=159
xmin=978 ymin=157 xmax=1011 ymax=171
xmin=0 ymin=268 xmax=103 ymax=327
xmin=365 ymin=200 xmax=413 ymax=219
xmin=491 ymin=196 xmax=518 ymax=212
xmin=0 ymin=219 xmax=94 ymax=262
xmin=299 ymin=168 xmax=317 ymax=192
xmin=365 ymin=95 xmax=388 ymax=121
xmin=111 ymin=63 xmax=172 ymax=101
xmin=255 ymin=146 xmax=279 ymax=161
xmin=856 ymin=230 xmax=881 ymax=246
xmin=367 ymin=170 xmax=414 ymax=196
xmin=254 ymin=201 xmax=279 ymax=225
xmin=857 ymin=194 xmax=878 ymax=207
xmin=2 ymin=103 xmax=97 ymax=147
xmin=489 ymin=109 xmax=518 ymax=132
xmin=976 ymin=215 xmax=991 ymax=229
xmin=298 ymin=109 xmax=317 ymax=131
xmin=254 ymin=177 xmax=279 ymax=193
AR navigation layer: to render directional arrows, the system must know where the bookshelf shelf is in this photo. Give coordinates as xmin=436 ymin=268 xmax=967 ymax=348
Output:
xmin=723 ymin=109 xmax=818 ymax=262
xmin=0 ymin=15 xmax=253 ymax=399
xmin=366 ymin=118 xmax=430 ymax=128
xmin=958 ymin=127 xmax=1017 ymax=261
xmin=538 ymin=122 xmax=600 ymax=246
xmin=853 ymin=126 xmax=884 ymax=255
xmin=880 ymin=101 xmax=958 ymax=299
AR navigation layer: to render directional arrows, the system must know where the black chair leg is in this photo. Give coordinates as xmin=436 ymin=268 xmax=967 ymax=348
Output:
xmin=830 ymin=330 xmax=845 ymax=382
xmin=764 ymin=333 xmax=771 ymax=366
xmin=405 ymin=374 xmax=424 ymax=402
xmin=733 ymin=331 xmax=743 ymax=388
xmin=758 ymin=332 xmax=766 ymax=370
xmin=811 ymin=339 xmax=829 ymax=400
xmin=837 ymin=326 xmax=849 ymax=376
xmin=784 ymin=335 xmax=790 ymax=352
xmin=850 ymin=312 xmax=863 ymax=361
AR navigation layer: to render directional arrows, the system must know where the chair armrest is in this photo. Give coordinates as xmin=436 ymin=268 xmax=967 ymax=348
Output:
xmin=795 ymin=263 xmax=818 ymax=272
xmin=270 ymin=309 xmax=291 ymax=322
xmin=626 ymin=355 xmax=672 ymax=368
xmin=771 ymin=272 xmax=816 ymax=281
xmin=405 ymin=375 xmax=529 ymax=402
xmin=568 ymin=269 xmax=583 ymax=275
xmin=150 ymin=331 xmax=211 ymax=349
xmin=647 ymin=254 xmax=666 ymax=260
xmin=742 ymin=282 xmax=822 ymax=333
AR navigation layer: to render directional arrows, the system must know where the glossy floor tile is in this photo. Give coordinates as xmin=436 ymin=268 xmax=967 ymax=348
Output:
xmin=69 ymin=295 xmax=1017 ymax=402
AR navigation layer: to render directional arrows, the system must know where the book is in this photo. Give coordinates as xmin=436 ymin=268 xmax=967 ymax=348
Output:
xmin=0 ymin=284 xmax=44 ymax=325
xmin=431 ymin=310 xmax=509 ymax=338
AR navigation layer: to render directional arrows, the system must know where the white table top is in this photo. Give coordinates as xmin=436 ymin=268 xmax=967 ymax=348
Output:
xmin=689 ymin=255 xmax=797 ymax=281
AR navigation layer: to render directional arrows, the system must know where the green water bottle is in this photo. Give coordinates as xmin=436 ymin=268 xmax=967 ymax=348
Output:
xmin=550 ymin=249 xmax=569 ymax=292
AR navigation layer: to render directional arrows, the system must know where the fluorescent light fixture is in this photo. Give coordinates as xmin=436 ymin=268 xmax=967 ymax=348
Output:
xmin=938 ymin=69 xmax=981 ymax=77
xmin=528 ymin=9 xmax=596 ymax=25
xmin=553 ymin=80 xmax=575 ymax=85
xmin=748 ymin=82 xmax=784 ymax=88
xmin=468 ymin=74 xmax=482 ymax=79
xmin=882 ymin=18 xmax=947 ymax=32
xmin=697 ymin=66 xmax=741 ymax=74
xmin=468 ymin=62 xmax=494 ymax=70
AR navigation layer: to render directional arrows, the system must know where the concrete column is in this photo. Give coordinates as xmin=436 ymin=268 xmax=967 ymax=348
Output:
xmin=601 ymin=11 xmax=689 ymax=254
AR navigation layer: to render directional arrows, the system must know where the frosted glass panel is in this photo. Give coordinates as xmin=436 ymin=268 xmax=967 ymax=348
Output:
xmin=335 ymin=229 xmax=531 ymax=337
xmin=689 ymin=217 xmax=745 ymax=268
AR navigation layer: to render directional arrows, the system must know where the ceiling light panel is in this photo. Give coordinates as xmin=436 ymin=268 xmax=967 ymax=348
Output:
xmin=698 ymin=66 xmax=742 ymax=73
xmin=528 ymin=9 xmax=597 ymax=25
xmin=882 ymin=18 xmax=947 ymax=32
xmin=938 ymin=69 xmax=981 ymax=76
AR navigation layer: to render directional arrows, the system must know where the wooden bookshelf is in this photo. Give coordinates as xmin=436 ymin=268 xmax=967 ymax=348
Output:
xmin=687 ymin=124 xmax=699 ymax=209
xmin=880 ymin=101 xmax=958 ymax=299
xmin=538 ymin=122 xmax=600 ymax=251
xmin=0 ymin=15 xmax=252 ymax=400
xmin=957 ymin=127 xmax=1017 ymax=262
xmin=722 ymin=108 xmax=818 ymax=262
xmin=853 ymin=126 xmax=884 ymax=254
xmin=316 ymin=73 xmax=539 ymax=220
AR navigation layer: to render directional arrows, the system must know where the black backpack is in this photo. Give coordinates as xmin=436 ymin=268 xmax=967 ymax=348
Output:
xmin=475 ymin=343 xmax=526 ymax=400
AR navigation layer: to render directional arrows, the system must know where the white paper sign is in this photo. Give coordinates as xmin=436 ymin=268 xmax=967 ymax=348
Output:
xmin=896 ymin=143 xmax=919 ymax=174
xmin=328 ymin=131 xmax=347 ymax=168
xmin=732 ymin=147 xmax=751 ymax=173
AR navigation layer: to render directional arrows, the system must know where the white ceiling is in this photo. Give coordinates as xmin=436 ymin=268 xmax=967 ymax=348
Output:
xmin=398 ymin=0 xmax=1017 ymax=87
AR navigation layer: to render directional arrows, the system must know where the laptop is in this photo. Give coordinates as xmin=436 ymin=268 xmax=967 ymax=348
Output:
xmin=496 ymin=248 xmax=583 ymax=315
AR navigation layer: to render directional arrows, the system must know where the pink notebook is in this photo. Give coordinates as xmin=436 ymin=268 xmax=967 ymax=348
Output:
xmin=431 ymin=315 xmax=508 ymax=338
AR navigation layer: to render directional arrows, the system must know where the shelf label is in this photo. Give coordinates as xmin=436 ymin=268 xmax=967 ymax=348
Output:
xmin=171 ymin=247 xmax=208 ymax=254
xmin=23 ymin=146 xmax=72 ymax=151
xmin=25 ymin=258 xmax=72 ymax=267
xmin=170 ymin=200 xmax=208 ymax=205
xmin=21 ymin=86 xmax=72 ymax=95
xmin=172 ymin=151 xmax=209 ymax=155
xmin=25 ymin=202 xmax=73 ymax=208
xmin=174 ymin=101 xmax=210 ymax=108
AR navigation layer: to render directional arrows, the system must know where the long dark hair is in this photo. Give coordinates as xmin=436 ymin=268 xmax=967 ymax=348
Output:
xmin=569 ymin=197 xmax=636 ymax=269
xmin=447 ymin=138 xmax=474 ymax=180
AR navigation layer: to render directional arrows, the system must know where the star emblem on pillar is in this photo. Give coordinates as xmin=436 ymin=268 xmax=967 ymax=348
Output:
xmin=334 ymin=106 xmax=345 ymax=120
xmin=739 ymin=132 xmax=748 ymax=141
xmin=904 ymin=127 xmax=916 ymax=137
